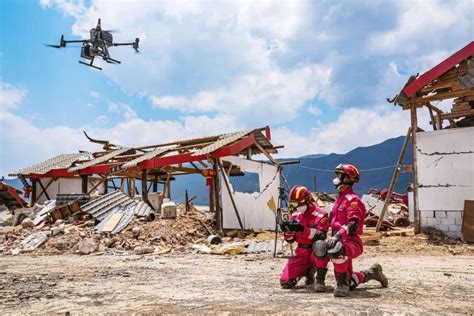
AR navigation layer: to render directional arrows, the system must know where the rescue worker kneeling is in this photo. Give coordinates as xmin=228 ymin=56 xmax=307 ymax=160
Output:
xmin=280 ymin=185 xmax=330 ymax=291
xmin=322 ymin=164 xmax=388 ymax=297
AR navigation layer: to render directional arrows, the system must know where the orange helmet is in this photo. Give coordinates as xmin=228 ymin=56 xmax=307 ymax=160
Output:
xmin=289 ymin=185 xmax=312 ymax=208
xmin=335 ymin=164 xmax=360 ymax=183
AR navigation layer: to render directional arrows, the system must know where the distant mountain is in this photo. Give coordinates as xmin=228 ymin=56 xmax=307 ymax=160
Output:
xmin=283 ymin=136 xmax=412 ymax=196
xmin=299 ymin=154 xmax=326 ymax=159
xmin=3 ymin=136 xmax=412 ymax=206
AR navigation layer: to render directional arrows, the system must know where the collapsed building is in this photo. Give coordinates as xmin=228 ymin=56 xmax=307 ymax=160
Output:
xmin=391 ymin=41 xmax=474 ymax=240
xmin=8 ymin=127 xmax=283 ymax=233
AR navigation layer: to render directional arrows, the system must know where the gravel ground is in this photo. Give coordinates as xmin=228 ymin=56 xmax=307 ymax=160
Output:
xmin=1 ymin=252 xmax=473 ymax=315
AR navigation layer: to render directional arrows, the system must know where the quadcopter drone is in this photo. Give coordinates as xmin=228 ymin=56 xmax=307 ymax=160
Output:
xmin=46 ymin=19 xmax=139 ymax=70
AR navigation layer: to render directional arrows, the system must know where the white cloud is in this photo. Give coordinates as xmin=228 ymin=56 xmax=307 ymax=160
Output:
xmin=151 ymin=64 xmax=332 ymax=124
xmin=0 ymin=82 xmax=244 ymax=175
xmin=368 ymin=0 xmax=472 ymax=55
xmin=95 ymin=115 xmax=108 ymax=125
xmin=0 ymin=82 xmax=26 ymax=113
xmin=307 ymin=105 xmax=322 ymax=116
xmin=90 ymin=90 xmax=100 ymax=99
xmin=273 ymin=107 xmax=414 ymax=157
xmin=39 ymin=0 xmax=87 ymax=18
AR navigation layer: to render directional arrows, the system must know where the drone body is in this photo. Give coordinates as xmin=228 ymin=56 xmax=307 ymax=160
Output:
xmin=46 ymin=19 xmax=139 ymax=70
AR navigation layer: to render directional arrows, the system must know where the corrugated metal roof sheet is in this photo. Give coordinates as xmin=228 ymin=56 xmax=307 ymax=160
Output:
xmin=9 ymin=153 xmax=90 ymax=176
xmin=192 ymin=130 xmax=251 ymax=156
xmin=121 ymin=147 xmax=173 ymax=169
xmin=131 ymin=201 xmax=155 ymax=220
xmin=68 ymin=147 xmax=130 ymax=172
xmin=94 ymin=205 xmax=136 ymax=234
xmin=81 ymin=190 xmax=136 ymax=221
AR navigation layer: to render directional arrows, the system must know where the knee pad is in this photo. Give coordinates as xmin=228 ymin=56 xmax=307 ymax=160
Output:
xmin=280 ymin=279 xmax=297 ymax=289
xmin=327 ymin=241 xmax=344 ymax=258
xmin=313 ymin=240 xmax=327 ymax=258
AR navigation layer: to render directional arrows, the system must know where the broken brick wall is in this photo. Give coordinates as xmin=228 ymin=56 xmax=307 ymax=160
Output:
xmin=416 ymin=126 xmax=474 ymax=238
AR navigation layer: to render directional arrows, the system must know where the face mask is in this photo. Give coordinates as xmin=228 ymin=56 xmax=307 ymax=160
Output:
xmin=296 ymin=205 xmax=307 ymax=213
xmin=333 ymin=177 xmax=341 ymax=186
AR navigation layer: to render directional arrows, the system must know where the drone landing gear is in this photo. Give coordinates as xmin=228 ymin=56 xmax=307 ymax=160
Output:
xmin=105 ymin=57 xmax=121 ymax=64
xmin=79 ymin=60 xmax=102 ymax=70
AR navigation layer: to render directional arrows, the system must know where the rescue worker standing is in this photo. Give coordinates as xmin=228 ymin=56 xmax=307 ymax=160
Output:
xmin=280 ymin=185 xmax=330 ymax=291
xmin=326 ymin=164 xmax=388 ymax=297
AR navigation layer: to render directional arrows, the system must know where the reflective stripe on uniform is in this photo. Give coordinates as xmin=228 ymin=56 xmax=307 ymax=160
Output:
xmin=345 ymin=194 xmax=354 ymax=201
xmin=308 ymin=228 xmax=317 ymax=240
xmin=330 ymin=255 xmax=349 ymax=264
xmin=352 ymin=273 xmax=360 ymax=285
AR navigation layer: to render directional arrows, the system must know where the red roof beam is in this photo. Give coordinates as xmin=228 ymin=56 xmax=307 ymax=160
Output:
xmin=403 ymin=41 xmax=474 ymax=97
xmin=137 ymin=133 xmax=257 ymax=170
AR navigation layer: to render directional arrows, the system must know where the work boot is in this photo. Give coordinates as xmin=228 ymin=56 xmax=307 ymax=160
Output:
xmin=334 ymin=272 xmax=350 ymax=297
xmin=303 ymin=266 xmax=316 ymax=286
xmin=363 ymin=263 xmax=388 ymax=287
xmin=313 ymin=268 xmax=328 ymax=292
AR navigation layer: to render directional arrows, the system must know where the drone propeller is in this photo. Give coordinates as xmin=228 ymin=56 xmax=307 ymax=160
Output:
xmin=45 ymin=34 xmax=67 ymax=49
xmin=133 ymin=38 xmax=140 ymax=53
xmin=44 ymin=44 xmax=62 ymax=48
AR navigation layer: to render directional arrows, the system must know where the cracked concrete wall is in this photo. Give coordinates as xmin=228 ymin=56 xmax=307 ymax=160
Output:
xmin=221 ymin=156 xmax=280 ymax=230
xmin=416 ymin=126 xmax=474 ymax=237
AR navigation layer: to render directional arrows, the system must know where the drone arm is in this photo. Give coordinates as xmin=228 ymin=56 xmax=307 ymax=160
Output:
xmin=64 ymin=40 xmax=89 ymax=43
xmin=112 ymin=42 xmax=134 ymax=46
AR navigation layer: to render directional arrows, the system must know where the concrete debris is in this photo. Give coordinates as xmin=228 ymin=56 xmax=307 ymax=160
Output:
xmin=21 ymin=218 xmax=35 ymax=229
xmin=133 ymin=243 xmax=155 ymax=255
xmin=12 ymin=232 xmax=48 ymax=255
xmin=78 ymin=238 xmax=98 ymax=255
xmin=161 ymin=201 xmax=177 ymax=219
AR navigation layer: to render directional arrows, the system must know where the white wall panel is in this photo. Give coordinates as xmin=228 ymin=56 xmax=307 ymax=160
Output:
xmin=416 ymin=126 xmax=474 ymax=211
xmin=221 ymin=156 xmax=280 ymax=230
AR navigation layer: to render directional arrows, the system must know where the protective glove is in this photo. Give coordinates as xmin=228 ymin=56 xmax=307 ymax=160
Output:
xmin=287 ymin=220 xmax=304 ymax=232
xmin=326 ymin=232 xmax=341 ymax=249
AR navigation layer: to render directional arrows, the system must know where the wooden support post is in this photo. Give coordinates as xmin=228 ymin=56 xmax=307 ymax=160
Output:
xmin=209 ymin=172 xmax=215 ymax=213
xmin=427 ymin=106 xmax=437 ymax=130
xmin=217 ymin=159 xmax=244 ymax=231
xmin=410 ymin=97 xmax=420 ymax=234
xmin=81 ymin=175 xmax=88 ymax=194
xmin=37 ymin=178 xmax=54 ymax=201
xmin=376 ymin=127 xmax=411 ymax=232
xmin=164 ymin=172 xmax=171 ymax=199
xmin=141 ymin=169 xmax=148 ymax=203
xmin=153 ymin=175 xmax=158 ymax=192
xmin=103 ymin=176 xmax=108 ymax=194
xmin=253 ymin=141 xmax=279 ymax=165
xmin=120 ymin=178 xmax=125 ymax=192
xmin=185 ymin=190 xmax=190 ymax=214
xmin=31 ymin=179 xmax=37 ymax=206
xmin=213 ymin=159 xmax=222 ymax=232
xmin=87 ymin=179 xmax=106 ymax=195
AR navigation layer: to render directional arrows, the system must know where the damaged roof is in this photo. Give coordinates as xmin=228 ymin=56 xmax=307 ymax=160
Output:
xmin=9 ymin=153 xmax=89 ymax=177
xmin=11 ymin=126 xmax=280 ymax=178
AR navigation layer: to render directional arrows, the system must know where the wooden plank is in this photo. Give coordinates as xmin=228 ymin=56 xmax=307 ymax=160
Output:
xmin=385 ymin=228 xmax=415 ymax=236
xmin=253 ymin=141 xmax=279 ymax=165
xmin=217 ymin=159 xmax=244 ymax=231
xmin=101 ymin=213 xmax=123 ymax=232
xmin=438 ymin=108 xmax=474 ymax=120
xmin=410 ymin=97 xmax=420 ymax=234
xmin=461 ymin=200 xmax=474 ymax=242
xmin=376 ymin=127 xmax=411 ymax=232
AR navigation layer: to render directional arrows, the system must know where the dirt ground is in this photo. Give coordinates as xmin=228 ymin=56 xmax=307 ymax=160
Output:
xmin=1 ymin=250 xmax=473 ymax=315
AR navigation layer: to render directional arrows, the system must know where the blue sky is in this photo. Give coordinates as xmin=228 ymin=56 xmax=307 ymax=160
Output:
xmin=0 ymin=0 xmax=473 ymax=176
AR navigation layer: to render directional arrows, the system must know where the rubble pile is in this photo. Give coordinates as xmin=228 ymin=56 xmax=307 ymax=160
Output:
xmin=0 ymin=193 xmax=217 ymax=256
xmin=363 ymin=188 xmax=410 ymax=230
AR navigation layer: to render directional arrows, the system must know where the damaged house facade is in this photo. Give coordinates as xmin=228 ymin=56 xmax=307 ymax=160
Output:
xmin=393 ymin=41 xmax=474 ymax=239
xmin=9 ymin=126 xmax=283 ymax=232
